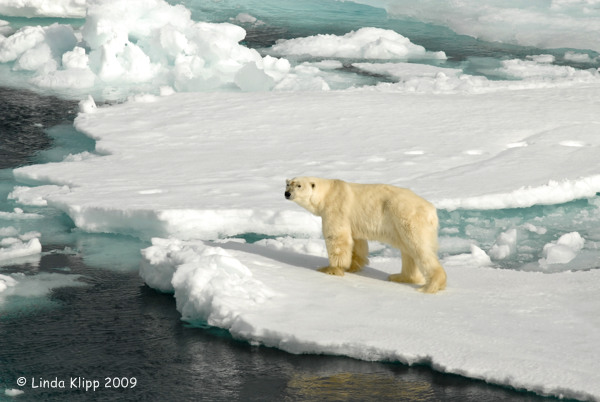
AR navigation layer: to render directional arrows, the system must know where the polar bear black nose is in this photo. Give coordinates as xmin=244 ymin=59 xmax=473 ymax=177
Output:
xmin=285 ymin=191 xmax=291 ymax=199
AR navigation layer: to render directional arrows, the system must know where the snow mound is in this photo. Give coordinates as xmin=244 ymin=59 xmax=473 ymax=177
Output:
xmin=141 ymin=238 xmax=277 ymax=328
xmin=269 ymin=27 xmax=446 ymax=60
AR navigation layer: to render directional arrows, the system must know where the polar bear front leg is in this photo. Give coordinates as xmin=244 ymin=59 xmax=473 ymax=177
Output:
xmin=348 ymin=238 xmax=369 ymax=273
xmin=318 ymin=232 xmax=353 ymax=276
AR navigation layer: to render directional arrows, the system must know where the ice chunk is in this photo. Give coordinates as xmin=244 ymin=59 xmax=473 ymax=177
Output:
xmin=0 ymin=25 xmax=45 ymax=63
xmin=4 ymin=388 xmax=24 ymax=397
xmin=539 ymin=232 xmax=585 ymax=266
xmin=234 ymin=62 xmax=275 ymax=92
xmin=1 ymin=23 xmax=76 ymax=67
xmin=564 ymin=51 xmax=598 ymax=64
xmin=444 ymin=244 xmax=493 ymax=267
xmin=79 ymin=95 xmax=97 ymax=113
xmin=0 ymin=271 xmax=86 ymax=315
xmin=522 ymin=223 xmax=547 ymax=235
xmin=0 ymin=273 xmax=18 ymax=293
xmin=61 ymin=46 xmax=89 ymax=69
xmin=231 ymin=13 xmax=263 ymax=26
xmin=489 ymin=229 xmax=517 ymax=260
xmin=0 ymin=237 xmax=42 ymax=263
xmin=0 ymin=227 xmax=18 ymax=237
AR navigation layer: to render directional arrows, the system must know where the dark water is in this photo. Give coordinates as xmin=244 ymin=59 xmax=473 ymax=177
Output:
xmin=1 ymin=251 xmax=560 ymax=402
xmin=0 ymin=88 xmax=564 ymax=401
xmin=0 ymin=87 xmax=78 ymax=169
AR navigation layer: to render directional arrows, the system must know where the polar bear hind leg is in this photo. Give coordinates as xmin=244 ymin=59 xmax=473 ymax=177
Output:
xmin=415 ymin=252 xmax=446 ymax=293
xmin=388 ymin=252 xmax=426 ymax=285
xmin=388 ymin=220 xmax=446 ymax=293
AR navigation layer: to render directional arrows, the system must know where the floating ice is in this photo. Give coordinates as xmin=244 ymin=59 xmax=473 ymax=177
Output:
xmin=268 ymin=27 xmax=447 ymax=60
xmin=141 ymin=238 xmax=277 ymax=328
xmin=13 ymin=88 xmax=600 ymax=242
xmin=0 ymin=0 xmax=86 ymax=18
xmin=4 ymin=388 xmax=24 ymax=397
xmin=353 ymin=0 xmax=600 ymax=52
xmin=539 ymin=232 xmax=585 ymax=267
xmin=140 ymin=237 xmax=600 ymax=400
xmin=0 ymin=208 xmax=43 ymax=220
xmin=0 ymin=272 xmax=85 ymax=308
xmin=498 ymin=58 xmax=600 ymax=81
xmin=0 ymin=24 xmax=76 ymax=65
xmin=0 ymin=236 xmax=42 ymax=264
xmin=8 ymin=185 xmax=70 ymax=207
xmin=564 ymin=51 xmax=599 ymax=64
xmin=0 ymin=0 xmax=304 ymax=95
xmin=358 ymin=57 xmax=600 ymax=94
xmin=489 ymin=228 xmax=517 ymax=260
xmin=0 ymin=227 xmax=18 ymax=237
xmin=0 ymin=273 xmax=18 ymax=293
xmin=230 ymin=13 xmax=264 ymax=26
xmin=9 ymin=88 xmax=597 ymax=400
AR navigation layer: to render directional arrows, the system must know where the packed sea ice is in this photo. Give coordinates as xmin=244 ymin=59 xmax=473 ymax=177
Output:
xmin=2 ymin=0 xmax=600 ymax=400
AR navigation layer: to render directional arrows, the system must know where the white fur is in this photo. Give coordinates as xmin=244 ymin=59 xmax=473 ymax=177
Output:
xmin=285 ymin=177 xmax=446 ymax=293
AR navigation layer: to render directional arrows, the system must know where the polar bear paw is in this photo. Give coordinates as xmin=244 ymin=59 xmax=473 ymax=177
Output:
xmin=318 ymin=266 xmax=345 ymax=276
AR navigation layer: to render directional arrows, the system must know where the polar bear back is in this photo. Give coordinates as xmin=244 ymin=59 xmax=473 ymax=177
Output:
xmin=322 ymin=180 xmax=438 ymax=245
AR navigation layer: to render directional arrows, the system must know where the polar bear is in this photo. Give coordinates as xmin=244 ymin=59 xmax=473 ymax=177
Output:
xmin=285 ymin=177 xmax=446 ymax=293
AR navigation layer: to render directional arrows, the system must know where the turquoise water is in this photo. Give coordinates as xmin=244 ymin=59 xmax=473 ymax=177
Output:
xmin=171 ymin=0 xmax=599 ymax=75
xmin=1 ymin=1 xmax=599 ymax=400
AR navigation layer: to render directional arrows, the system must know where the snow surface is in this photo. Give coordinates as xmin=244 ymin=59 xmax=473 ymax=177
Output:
xmin=13 ymin=88 xmax=600 ymax=239
xmin=10 ymin=85 xmax=600 ymax=399
xmin=351 ymin=0 xmax=600 ymax=53
xmin=140 ymin=237 xmax=600 ymax=401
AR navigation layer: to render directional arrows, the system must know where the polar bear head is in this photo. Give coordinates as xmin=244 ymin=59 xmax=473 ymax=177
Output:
xmin=285 ymin=177 xmax=322 ymax=214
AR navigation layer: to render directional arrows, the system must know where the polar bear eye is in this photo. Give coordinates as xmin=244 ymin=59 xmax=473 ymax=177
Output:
xmin=297 ymin=184 xmax=302 ymax=188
